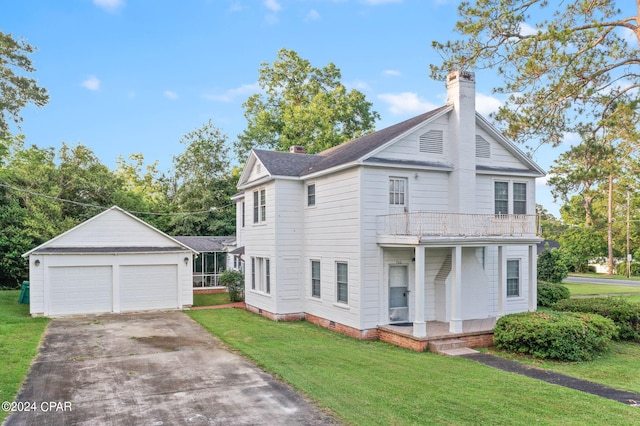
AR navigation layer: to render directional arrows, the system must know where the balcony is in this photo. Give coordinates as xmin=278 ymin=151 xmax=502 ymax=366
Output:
xmin=377 ymin=211 xmax=539 ymax=241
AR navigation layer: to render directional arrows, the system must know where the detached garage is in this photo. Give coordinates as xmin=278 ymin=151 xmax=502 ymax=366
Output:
xmin=23 ymin=206 xmax=197 ymax=317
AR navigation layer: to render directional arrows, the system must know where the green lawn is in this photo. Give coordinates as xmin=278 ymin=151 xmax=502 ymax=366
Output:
xmin=0 ymin=290 xmax=49 ymax=424
xmin=563 ymin=282 xmax=640 ymax=297
xmin=188 ymin=309 xmax=640 ymax=425
xmin=192 ymin=292 xmax=231 ymax=307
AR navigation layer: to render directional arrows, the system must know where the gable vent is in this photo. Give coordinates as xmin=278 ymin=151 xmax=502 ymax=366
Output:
xmin=256 ymin=163 xmax=262 ymax=174
xmin=475 ymin=135 xmax=490 ymax=158
xmin=419 ymin=130 xmax=444 ymax=154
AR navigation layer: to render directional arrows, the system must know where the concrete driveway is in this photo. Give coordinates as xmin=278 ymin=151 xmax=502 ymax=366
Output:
xmin=4 ymin=311 xmax=338 ymax=425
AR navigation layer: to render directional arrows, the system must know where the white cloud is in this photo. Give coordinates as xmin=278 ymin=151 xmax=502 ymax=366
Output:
xmin=82 ymin=75 xmax=101 ymax=91
xmin=561 ymin=131 xmax=581 ymax=147
xmin=264 ymin=0 xmax=281 ymax=12
xmin=383 ymin=69 xmax=402 ymax=77
xmin=305 ymin=9 xmax=321 ymax=21
xmin=536 ymin=174 xmax=552 ymax=187
xmin=164 ymin=90 xmax=179 ymax=100
xmin=347 ymin=80 xmax=372 ymax=92
xmin=378 ymin=92 xmax=438 ymax=115
xmin=475 ymin=93 xmax=502 ymax=116
xmin=93 ymin=0 xmax=125 ymax=13
xmin=203 ymin=83 xmax=260 ymax=102
xmin=519 ymin=22 xmax=537 ymax=36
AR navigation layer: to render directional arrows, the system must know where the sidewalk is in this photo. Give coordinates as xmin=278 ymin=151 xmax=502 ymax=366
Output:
xmin=461 ymin=352 xmax=640 ymax=407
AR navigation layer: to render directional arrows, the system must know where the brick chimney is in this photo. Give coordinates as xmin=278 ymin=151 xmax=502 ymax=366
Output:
xmin=446 ymin=70 xmax=476 ymax=214
xmin=289 ymin=145 xmax=306 ymax=154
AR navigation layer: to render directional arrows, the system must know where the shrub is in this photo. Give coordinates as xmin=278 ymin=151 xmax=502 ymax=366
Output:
xmin=218 ymin=270 xmax=244 ymax=302
xmin=554 ymin=297 xmax=640 ymax=341
xmin=615 ymin=262 xmax=640 ymax=277
xmin=537 ymin=282 xmax=570 ymax=307
xmin=494 ymin=311 xmax=617 ymax=361
xmin=537 ymin=249 xmax=568 ymax=283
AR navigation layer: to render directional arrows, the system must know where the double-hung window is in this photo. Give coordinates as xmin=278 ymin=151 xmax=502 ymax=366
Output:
xmin=311 ymin=260 xmax=321 ymax=298
xmin=307 ymin=184 xmax=316 ymax=207
xmin=513 ymin=183 xmax=527 ymax=214
xmin=336 ymin=262 xmax=348 ymax=304
xmin=389 ymin=178 xmax=406 ymax=206
xmin=251 ymin=257 xmax=271 ymax=294
xmin=494 ymin=181 xmax=509 ymax=214
xmin=507 ymin=259 xmax=520 ymax=297
xmin=253 ymin=189 xmax=266 ymax=223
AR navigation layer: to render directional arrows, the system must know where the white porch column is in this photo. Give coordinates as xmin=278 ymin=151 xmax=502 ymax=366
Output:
xmin=413 ymin=245 xmax=427 ymax=337
xmin=449 ymin=245 xmax=463 ymax=333
xmin=497 ymin=245 xmax=506 ymax=317
xmin=528 ymin=244 xmax=537 ymax=311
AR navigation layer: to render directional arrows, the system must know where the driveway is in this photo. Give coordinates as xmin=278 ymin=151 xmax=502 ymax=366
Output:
xmin=564 ymin=276 xmax=640 ymax=287
xmin=4 ymin=312 xmax=338 ymax=425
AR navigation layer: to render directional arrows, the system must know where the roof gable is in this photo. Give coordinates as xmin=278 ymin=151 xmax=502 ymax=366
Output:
xmin=23 ymin=206 xmax=195 ymax=256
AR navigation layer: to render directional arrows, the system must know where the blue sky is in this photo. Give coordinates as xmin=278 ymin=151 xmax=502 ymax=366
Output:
xmin=4 ymin=0 xmax=563 ymax=215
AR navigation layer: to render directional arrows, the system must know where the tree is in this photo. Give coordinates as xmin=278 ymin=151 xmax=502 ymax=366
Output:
xmin=0 ymin=31 xmax=49 ymax=142
xmin=235 ymin=48 xmax=380 ymax=159
xmin=430 ymin=1 xmax=640 ymax=147
xmin=559 ymin=226 xmax=608 ymax=272
xmin=168 ymin=121 xmax=236 ymax=235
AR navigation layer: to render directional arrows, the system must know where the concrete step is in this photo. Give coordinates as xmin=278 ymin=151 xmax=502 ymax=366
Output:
xmin=439 ymin=347 xmax=479 ymax=356
xmin=428 ymin=338 xmax=469 ymax=354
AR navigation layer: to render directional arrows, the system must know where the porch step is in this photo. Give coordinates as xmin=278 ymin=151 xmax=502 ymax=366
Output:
xmin=428 ymin=339 xmax=474 ymax=355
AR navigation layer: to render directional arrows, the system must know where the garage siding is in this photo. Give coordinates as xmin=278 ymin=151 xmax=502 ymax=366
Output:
xmin=120 ymin=265 xmax=179 ymax=311
xmin=48 ymin=266 xmax=113 ymax=316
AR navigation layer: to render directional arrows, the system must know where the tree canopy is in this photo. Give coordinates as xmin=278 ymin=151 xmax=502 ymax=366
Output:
xmin=0 ymin=31 xmax=49 ymax=142
xmin=235 ymin=48 xmax=380 ymax=159
xmin=430 ymin=0 xmax=640 ymax=147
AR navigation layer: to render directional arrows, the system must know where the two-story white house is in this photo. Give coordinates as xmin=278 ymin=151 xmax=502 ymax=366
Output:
xmin=233 ymin=71 xmax=545 ymax=351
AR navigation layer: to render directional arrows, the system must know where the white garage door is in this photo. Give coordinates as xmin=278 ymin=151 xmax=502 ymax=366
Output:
xmin=120 ymin=265 xmax=179 ymax=311
xmin=48 ymin=266 xmax=113 ymax=316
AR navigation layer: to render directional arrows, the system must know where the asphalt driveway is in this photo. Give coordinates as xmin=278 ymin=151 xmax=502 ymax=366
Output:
xmin=4 ymin=311 xmax=338 ymax=425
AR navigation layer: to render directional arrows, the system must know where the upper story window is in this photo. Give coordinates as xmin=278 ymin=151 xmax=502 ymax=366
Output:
xmin=495 ymin=182 xmax=509 ymax=214
xmin=253 ymin=188 xmax=266 ymax=224
xmin=495 ymin=181 xmax=527 ymax=215
xmin=307 ymin=184 xmax=316 ymax=207
xmin=389 ymin=178 xmax=406 ymax=206
xmin=513 ymin=183 xmax=527 ymax=214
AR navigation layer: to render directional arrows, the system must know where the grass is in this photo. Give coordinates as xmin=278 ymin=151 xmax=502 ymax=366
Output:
xmin=563 ymin=282 xmax=640 ymax=297
xmin=0 ymin=290 xmax=49 ymax=423
xmin=192 ymin=292 xmax=231 ymax=307
xmin=188 ymin=308 xmax=640 ymax=425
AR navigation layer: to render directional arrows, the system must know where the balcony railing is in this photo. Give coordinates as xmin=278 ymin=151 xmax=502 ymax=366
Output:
xmin=377 ymin=212 xmax=539 ymax=238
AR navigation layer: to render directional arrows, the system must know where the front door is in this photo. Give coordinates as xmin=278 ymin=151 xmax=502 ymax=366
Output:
xmin=389 ymin=265 xmax=409 ymax=323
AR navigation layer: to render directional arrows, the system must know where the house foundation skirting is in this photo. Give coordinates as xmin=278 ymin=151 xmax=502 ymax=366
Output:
xmin=245 ymin=304 xmax=306 ymax=322
xmin=305 ymin=313 xmax=379 ymax=340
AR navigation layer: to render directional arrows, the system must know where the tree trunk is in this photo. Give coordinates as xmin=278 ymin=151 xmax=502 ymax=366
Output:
xmin=607 ymin=174 xmax=614 ymax=275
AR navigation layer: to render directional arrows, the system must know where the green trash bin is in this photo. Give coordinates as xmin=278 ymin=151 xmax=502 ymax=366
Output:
xmin=18 ymin=281 xmax=30 ymax=304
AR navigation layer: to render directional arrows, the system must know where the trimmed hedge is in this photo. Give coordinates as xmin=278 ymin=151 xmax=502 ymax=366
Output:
xmin=537 ymin=282 xmax=570 ymax=307
xmin=494 ymin=311 xmax=617 ymax=361
xmin=554 ymin=297 xmax=640 ymax=341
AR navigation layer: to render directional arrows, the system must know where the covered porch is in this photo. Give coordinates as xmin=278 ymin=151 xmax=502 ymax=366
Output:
xmin=377 ymin=211 xmax=541 ymax=340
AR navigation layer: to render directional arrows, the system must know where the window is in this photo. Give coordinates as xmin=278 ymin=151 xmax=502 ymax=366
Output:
xmin=336 ymin=262 xmax=348 ymax=304
xmin=311 ymin=260 xmax=321 ymax=298
xmin=251 ymin=257 xmax=271 ymax=294
xmin=253 ymin=189 xmax=266 ymax=223
xmin=389 ymin=178 xmax=406 ymax=206
xmin=241 ymin=202 xmax=245 ymax=228
xmin=494 ymin=181 xmax=509 ymax=214
xmin=513 ymin=183 xmax=527 ymax=214
xmin=307 ymin=184 xmax=316 ymax=207
xmin=507 ymin=260 xmax=520 ymax=297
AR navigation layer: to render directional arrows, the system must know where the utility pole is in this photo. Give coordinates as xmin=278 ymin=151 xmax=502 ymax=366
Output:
xmin=627 ymin=192 xmax=631 ymax=278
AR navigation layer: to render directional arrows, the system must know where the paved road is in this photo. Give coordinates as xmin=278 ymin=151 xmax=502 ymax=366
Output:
xmin=4 ymin=312 xmax=339 ymax=425
xmin=564 ymin=276 xmax=640 ymax=287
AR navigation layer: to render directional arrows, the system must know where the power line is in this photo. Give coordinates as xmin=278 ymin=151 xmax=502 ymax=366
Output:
xmin=0 ymin=181 xmax=234 ymax=216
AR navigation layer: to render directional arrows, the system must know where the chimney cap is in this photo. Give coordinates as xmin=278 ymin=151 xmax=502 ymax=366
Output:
xmin=447 ymin=70 xmax=475 ymax=83
xmin=290 ymin=145 xmax=306 ymax=154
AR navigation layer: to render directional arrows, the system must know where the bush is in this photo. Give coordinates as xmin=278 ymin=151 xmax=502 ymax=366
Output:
xmin=494 ymin=311 xmax=617 ymax=361
xmin=615 ymin=262 xmax=640 ymax=277
xmin=218 ymin=270 xmax=244 ymax=302
xmin=554 ymin=297 xmax=640 ymax=341
xmin=537 ymin=282 xmax=570 ymax=307
xmin=537 ymin=249 xmax=568 ymax=283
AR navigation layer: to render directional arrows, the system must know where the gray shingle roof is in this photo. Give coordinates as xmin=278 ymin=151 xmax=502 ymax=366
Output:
xmin=251 ymin=106 xmax=451 ymax=179
xmin=173 ymin=236 xmax=235 ymax=252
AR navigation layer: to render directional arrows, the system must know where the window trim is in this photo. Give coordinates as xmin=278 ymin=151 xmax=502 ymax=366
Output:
xmin=307 ymin=183 xmax=316 ymax=207
xmin=336 ymin=262 xmax=349 ymax=305
xmin=494 ymin=180 xmax=528 ymax=215
xmin=311 ymin=260 xmax=321 ymax=298
xmin=389 ymin=177 xmax=407 ymax=207
xmin=506 ymin=259 xmax=521 ymax=298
